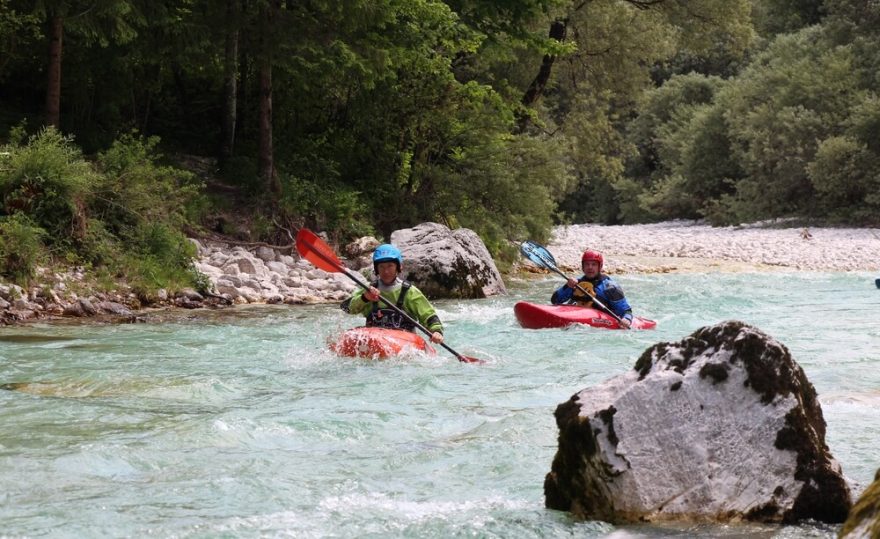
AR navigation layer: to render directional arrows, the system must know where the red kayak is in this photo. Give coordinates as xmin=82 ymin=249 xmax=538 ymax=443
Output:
xmin=329 ymin=327 xmax=437 ymax=359
xmin=514 ymin=301 xmax=657 ymax=330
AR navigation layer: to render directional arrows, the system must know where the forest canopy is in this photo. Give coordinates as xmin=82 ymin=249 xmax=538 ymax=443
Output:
xmin=1 ymin=0 xmax=878 ymax=285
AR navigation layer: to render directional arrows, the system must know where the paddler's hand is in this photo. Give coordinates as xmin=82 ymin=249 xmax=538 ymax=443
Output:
xmin=430 ymin=332 xmax=444 ymax=344
xmin=619 ymin=317 xmax=632 ymax=329
xmin=364 ymin=287 xmax=380 ymax=302
xmin=566 ymin=278 xmax=578 ymax=288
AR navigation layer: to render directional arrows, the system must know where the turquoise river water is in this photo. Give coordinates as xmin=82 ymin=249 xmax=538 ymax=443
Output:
xmin=1 ymin=271 xmax=878 ymax=538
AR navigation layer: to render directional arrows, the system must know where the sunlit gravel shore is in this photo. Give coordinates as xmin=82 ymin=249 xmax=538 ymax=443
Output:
xmin=546 ymin=221 xmax=880 ymax=273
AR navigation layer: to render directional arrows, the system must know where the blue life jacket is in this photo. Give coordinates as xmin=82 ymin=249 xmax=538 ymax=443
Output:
xmin=551 ymin=274 xmax=632 ymax=319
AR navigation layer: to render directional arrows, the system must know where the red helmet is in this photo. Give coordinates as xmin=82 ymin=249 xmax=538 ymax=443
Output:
xmin=581 ymin=250 xmax=603 ymax=270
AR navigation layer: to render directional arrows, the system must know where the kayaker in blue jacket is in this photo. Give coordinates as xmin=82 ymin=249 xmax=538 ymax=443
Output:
xmin=341 ymin=244 xmax=445 ymax=343
xmin=550 ymin=249 xmax=633 ymax=329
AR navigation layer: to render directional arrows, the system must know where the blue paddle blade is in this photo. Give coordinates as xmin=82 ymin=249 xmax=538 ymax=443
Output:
xmin=520 ymin=241 xmax=558 ymax=270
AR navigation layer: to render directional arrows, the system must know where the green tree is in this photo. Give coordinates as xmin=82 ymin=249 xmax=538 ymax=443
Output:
xmin=255 ymin=0 xmax=573 ymax=247
xmin=624 ymin=73 xmax=737 ymax=221
xmin=15 ymin=0 xmax=143 ymax=129
xmin=0 ymin=0 xmax=41 ymax=81
xmin=547 ymin=0 xmax=753 ymax=224
xmin=751 ymin=0 xmax=825 ymax=37
xmin=718 ymin=26 xmax=862 ymax=222
xmin=806 ymin=94 xmax=880 ymax=223
xmin=808 ymin=135 xmax=880 ymax=222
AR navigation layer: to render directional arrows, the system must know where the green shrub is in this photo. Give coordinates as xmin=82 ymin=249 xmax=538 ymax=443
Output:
xmin=0 ymin=127 xmax=97 ymax=247
xmin=95 ymin=132 xmax=200 ymax=233
xmin=93 ymin=133 xmax=204 ymax=292
xmin=0 ymin=213 xmax=46 ymax=283
xmin=0 ymin=127 xmax=207 ymax=294
xmin=127 ymin=221 xmax=196 ymax=265
xmin=279 ymin=174 xmax=375 ymax=240
xmin=808 ymin=135 xmax=880 ymax=222
xmin=78 ymin=218 xmax=121 ymax=266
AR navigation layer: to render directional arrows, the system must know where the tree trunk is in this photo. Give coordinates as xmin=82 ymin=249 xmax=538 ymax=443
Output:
xmin=258 ymin=2 xmax=280 ymax=196
xmin=518 ymin=18 xmax=568 ymax=132
xmin=258 ymin=64 xmax=275 ymax=190
xmin=219 ymin=0 xmax=240 ymax=167
xmin=45 ymin=14 xmax=63 ymax=129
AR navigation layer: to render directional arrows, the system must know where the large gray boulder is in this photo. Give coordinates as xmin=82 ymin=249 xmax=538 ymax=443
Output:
xmin=390 ymin=222 xmax=506 ymax=299
xmin=545 ymin=320 xmax=851 ymax=524
xmin=840 ymin=469 xmax=880 ymax=538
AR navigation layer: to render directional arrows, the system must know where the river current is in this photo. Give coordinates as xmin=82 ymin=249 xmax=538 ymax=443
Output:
xmin=1 ymin=271 xmax=878 ymax=538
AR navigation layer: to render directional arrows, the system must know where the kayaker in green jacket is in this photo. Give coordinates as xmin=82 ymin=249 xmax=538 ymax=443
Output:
xmin=341 ymin=244 xmax=445 ymax=344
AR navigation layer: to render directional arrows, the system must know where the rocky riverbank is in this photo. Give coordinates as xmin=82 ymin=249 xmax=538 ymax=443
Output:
xmin=3 ymin=221 xmax=878 ymax=325
xmin=547 ymin=221 xmax=880 ymax=274
xmin=0 ymin=236 xmax=356 ymax=326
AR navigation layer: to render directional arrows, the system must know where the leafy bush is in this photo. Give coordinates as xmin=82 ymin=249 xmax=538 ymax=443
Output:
xmin=717 ymin=27 xmax=860 ymax=222
xmin=280 ymin=173 xmax=375 ymax=241
xmin=94 ymin=135 xmax=202 ymax=291
xmin=0 ymin=127 xmax=205 ymax=291
xmin=0 ymin=213 xmax=45 ymax=283
xmin=434 ymin=132 xmax=574 ymax=261
xmin=95 ymin=133 xmax=200 ymax=232
xmin=77 ymin=218 xmax=118 ymax=266
xmin=808 ymin=135 xmax=880 ymax=223
xmin=0 ymin=127 xmax=97 ymax=247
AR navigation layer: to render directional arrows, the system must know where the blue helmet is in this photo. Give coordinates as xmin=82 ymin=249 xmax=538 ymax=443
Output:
xmin=373 ymin=244 xmax=402 ymax=271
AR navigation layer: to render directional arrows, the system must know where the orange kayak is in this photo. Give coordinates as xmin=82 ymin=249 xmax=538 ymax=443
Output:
xmin=514 ymin=301 xmax=657 ymax=330
xmin=329 ymin=327 xmax=437 ymax=359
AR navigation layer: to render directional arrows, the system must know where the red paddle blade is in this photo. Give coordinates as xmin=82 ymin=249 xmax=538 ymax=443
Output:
xmin=295 ymin=228 xmax=344 ymax=273
xmin=458 ymin=355 xmax=483 ymax=364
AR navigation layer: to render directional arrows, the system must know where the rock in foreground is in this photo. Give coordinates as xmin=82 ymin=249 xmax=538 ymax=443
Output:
xmin=545 ymin=321 xmax=851 ymax=524
xmin=839 ymin=469 xmax=880 ymax=538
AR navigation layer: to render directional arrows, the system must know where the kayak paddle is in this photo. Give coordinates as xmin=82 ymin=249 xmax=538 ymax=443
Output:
xmin=519 ymin=240 xmax=629 ymax=329
xmin=295 ymin=228 xmax=483 ymax=363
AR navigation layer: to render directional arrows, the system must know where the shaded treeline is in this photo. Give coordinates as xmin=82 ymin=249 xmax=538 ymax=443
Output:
xmin=1 ymin=0 xmax=878 ymax=270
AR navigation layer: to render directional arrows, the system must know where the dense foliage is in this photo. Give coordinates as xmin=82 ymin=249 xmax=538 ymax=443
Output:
xmin=0 ymin=126 xmax=203 ymax=293
xmin=1 ymin=0 xmax=878 ymax=287
xmin=623 ymin=0 xmax=880 ymax=226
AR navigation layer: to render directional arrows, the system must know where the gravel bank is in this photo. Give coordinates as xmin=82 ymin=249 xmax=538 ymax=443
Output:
xmin=546 ymin=222 xmax=880 ymax=273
